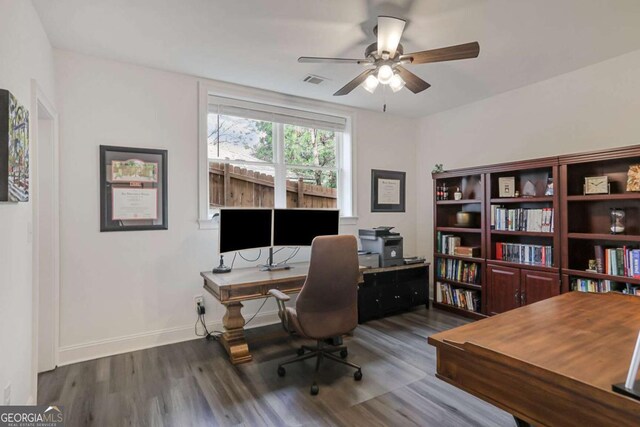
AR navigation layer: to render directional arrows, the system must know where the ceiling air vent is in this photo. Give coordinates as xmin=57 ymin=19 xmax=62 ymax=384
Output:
xmin=303 ymin=74 xmax=327 ymax=85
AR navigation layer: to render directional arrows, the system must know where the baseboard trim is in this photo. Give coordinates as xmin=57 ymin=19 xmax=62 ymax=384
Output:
xmin=58 ymin=310 xmax=281 ymax=366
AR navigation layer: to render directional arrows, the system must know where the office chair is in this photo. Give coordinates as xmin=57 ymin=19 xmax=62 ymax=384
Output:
xmin=269 ymin=234 xmax=362 ymax=395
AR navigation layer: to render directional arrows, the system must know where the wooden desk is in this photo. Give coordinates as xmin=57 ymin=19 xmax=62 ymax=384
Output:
xmin=201 ymin=262 xmax=312 ymax=364
xmin=428 ymin=292 xmax=640 ymax=426
xmin=201 ymin=262 xmax=428 ymax=364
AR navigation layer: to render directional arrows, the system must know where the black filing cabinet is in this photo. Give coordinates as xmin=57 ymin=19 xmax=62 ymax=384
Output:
xmin=358 ymin=264 xmax=429 ymax=323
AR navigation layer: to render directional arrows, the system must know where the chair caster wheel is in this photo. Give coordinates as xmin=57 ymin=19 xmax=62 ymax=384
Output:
xmin=354 ymin=370 xmax=363 ymax=381
xmin=277 ymin=366 xmax=286 ymax=377
xmin=310 ymin=383 xmax=319 ymax=395
xmin=297 ymin=347 xmax=305 ymax=356
xmin=340 ymin=349 xmax=348 ymax=359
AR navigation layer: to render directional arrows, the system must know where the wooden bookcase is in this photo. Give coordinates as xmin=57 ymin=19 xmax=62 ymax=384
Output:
xmin=431 ymin=144 xmax=640 ymax=319
xmin=432 ymin=169 xmax=486 ymax=319
xmin=484 ymin=159 xmax=561 ymax=314
xmin=560 ymin=145 xmax=640 ymax=295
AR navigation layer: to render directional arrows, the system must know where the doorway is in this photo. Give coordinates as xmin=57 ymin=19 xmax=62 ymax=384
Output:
xmin=30 ymin=80 xmax=59 ymax=389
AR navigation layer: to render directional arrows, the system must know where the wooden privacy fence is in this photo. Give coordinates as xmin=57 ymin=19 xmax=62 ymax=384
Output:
xmin=209 ymin=162 xmax=337 ymax=208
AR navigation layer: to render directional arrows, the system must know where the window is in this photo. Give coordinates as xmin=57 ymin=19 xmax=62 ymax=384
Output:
xmin=203 ymin=95 xmax=352 ymax=221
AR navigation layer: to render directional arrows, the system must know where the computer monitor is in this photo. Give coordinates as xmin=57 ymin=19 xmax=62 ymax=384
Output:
xmin=273 ymin=209 xmax=340 ymax=246
xmin=219 ymin=208 xmax=273 ymax=253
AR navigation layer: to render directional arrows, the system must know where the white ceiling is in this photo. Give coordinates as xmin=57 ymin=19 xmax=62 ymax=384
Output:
xmin=33 ymin=0 xmax=640 ymax=118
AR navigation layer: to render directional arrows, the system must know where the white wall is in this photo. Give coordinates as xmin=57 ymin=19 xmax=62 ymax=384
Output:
xmin=0 ymin=0 xmax=55 ymax=405
xmin=54 ymin=50 xmax=417 ymax=364
xmin=416 ymin=48 xmax=640 ymax=261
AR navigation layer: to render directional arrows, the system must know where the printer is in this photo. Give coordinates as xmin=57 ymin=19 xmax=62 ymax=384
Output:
xmin=358 ymin=227 xmax=404 ymax=267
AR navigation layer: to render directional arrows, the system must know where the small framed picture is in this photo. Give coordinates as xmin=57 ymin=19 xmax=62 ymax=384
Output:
xmin=498 ymin=177 xmax=516 ymax=198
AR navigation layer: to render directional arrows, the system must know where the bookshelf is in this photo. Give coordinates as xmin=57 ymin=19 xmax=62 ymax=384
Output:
xmin=432 ymin=170 xmax=486 ymax=319
xmin=560 ymin=145 xmax=640 ymax=295
xmin=484 ymin=160 xmax=560 ymax=314
xmin=431 ymin=144 xmax=640 ymax=319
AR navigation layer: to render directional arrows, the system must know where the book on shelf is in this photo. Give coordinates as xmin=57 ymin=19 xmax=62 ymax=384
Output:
xmin=490 ymin=205 xmax=554 ymax=232
xmin=436 ymin=232 xmax=461 ymax=255
xmin=435 ymin=281 xmax=480 ymax=312
xmin=495 ymin=242 xmax=553 ymax=267
xmin=595 ymin=245 xmax=640 ymax=278
xmin=436 ymin=258 xmax=480 ymax=284
xmin=572 ymin=278 xmax=618 ymax=293
xmin=594 ymin=245 xmax=604 ymax=274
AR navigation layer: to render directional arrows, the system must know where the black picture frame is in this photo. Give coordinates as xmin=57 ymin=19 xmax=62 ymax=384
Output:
xmin=100 ymin=145 xmax=168 ymax=232
xmin=371 ymin=169 xmax=406 ymax=212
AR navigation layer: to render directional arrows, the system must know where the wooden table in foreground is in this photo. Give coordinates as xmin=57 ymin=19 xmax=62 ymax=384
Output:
xmin=428 ymin=292 xmax=640 ymax=426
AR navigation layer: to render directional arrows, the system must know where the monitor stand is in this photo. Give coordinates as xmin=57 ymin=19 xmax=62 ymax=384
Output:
xmin=212 ymin=255 xmax=232 ymax=273
xmin=259 ymin=247 xmax=291 ymax=271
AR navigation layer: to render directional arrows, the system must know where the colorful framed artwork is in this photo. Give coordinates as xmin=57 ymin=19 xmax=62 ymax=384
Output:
xmin=371 ymin=169 xmax=406 ymax=212
xmin=100 ymin=145 xmax=168 ymax=231
xmin=0 ymin=89 xmax=30 ymax=202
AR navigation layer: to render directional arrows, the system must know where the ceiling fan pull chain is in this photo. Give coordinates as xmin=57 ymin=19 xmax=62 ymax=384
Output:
xmin=383 ymin=85 xmax=387 ymax=112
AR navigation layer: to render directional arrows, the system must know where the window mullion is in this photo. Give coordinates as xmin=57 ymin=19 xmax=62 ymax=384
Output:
xmin=273 ymin=122 xmax=287 ymax=208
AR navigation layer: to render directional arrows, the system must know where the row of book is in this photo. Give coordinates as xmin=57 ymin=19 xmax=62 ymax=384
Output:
xmin=435 ymin=282 xmax=480 ymax=312
xmin=490 ymin=206 xmax=554 ymax=232
xmin=572 ymin=279 xmax=640 ymax=295
xmin=572 ymin=279 xmax=620 ymax=293
xmin=437 ymin=232 xmax=460 ymax=255
xmin=436 ymin=258 xmax=481 ymax=284
xmin=593 ymin=245 xmax=640 ymax=278
xmin=495 ymin=242 xmax=553 ymax=267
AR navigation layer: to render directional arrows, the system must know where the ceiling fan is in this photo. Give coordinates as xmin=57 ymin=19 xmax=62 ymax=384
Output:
xmin=298 ymin=16 xmax=480 ymax=96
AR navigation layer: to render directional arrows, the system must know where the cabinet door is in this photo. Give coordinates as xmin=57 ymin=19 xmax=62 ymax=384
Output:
xmin=398 ymin=266 xmax=428 ymax=308
xmin=521 ymin=269 xmax=560 ymax=306
xmin=379 ymin=271 xmax=400 ymax=313
xmin=358 ymin=273 xmax=382 ymax=323
xmin=487 ymin=264 xmax=520 ymax=315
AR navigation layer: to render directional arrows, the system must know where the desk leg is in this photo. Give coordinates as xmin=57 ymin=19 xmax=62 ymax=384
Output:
xmin=221 ymin=302 xmax=252 ymax=364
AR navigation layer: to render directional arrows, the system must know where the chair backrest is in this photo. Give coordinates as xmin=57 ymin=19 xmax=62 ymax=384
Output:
xmin=295 ymin=234 xmax=360 ymax=339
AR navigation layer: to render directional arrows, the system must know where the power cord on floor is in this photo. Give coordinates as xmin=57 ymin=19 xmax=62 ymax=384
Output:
xmin=195 ymin=302 xmax=224 ymax=341
xmin=194 ymin=296 xmax=270 ymax=341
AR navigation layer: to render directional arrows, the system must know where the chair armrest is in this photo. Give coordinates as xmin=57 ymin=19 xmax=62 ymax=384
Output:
xmin=268 ymin=289 xmax=290 ymax=301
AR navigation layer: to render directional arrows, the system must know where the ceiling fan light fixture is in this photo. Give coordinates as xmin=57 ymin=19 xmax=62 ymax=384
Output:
xmin=376 ymin=16 xmax=406 ymax=57
xmin=362 ymin=74 xmax=379 ymax=93
xmin=389 ymin=74 xmax=405 ymax=92
xmin=377 ymin=64 xmax=393 ymax=84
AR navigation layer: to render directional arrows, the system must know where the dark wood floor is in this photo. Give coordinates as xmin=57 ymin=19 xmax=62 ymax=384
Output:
xmin=38 ymin=307 xmax=513 ymax=426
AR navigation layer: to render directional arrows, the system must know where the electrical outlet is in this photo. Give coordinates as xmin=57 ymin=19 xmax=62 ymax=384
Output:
xmin=4 ymin=383 xmax=10 ymax=405
xmin=194 ymin=295 xmax=204 ymax=310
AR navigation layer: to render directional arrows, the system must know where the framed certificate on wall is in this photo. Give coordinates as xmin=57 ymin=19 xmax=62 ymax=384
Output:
xmin=100 ymin=145 xmax=168 ymax=232
xmin=371 ymin=169 xmax=406 ymax=212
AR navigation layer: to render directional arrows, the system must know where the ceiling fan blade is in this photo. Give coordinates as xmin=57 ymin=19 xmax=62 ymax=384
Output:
xmin=377 ymin=16 xmax=406 ymax=58
xmin=333 ymin=69 xmax=374 ymax=96
xmin=395 ymin=66 xmax=431 ymax=94
xmin=402 ymin=42 xmax=480 ymax=64
xmin=298 ymin=56 xmax=372 ymax=65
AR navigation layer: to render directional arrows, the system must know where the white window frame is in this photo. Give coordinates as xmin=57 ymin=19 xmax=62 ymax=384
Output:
xmin=197 ymin=80 xmax=357 ymax=229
